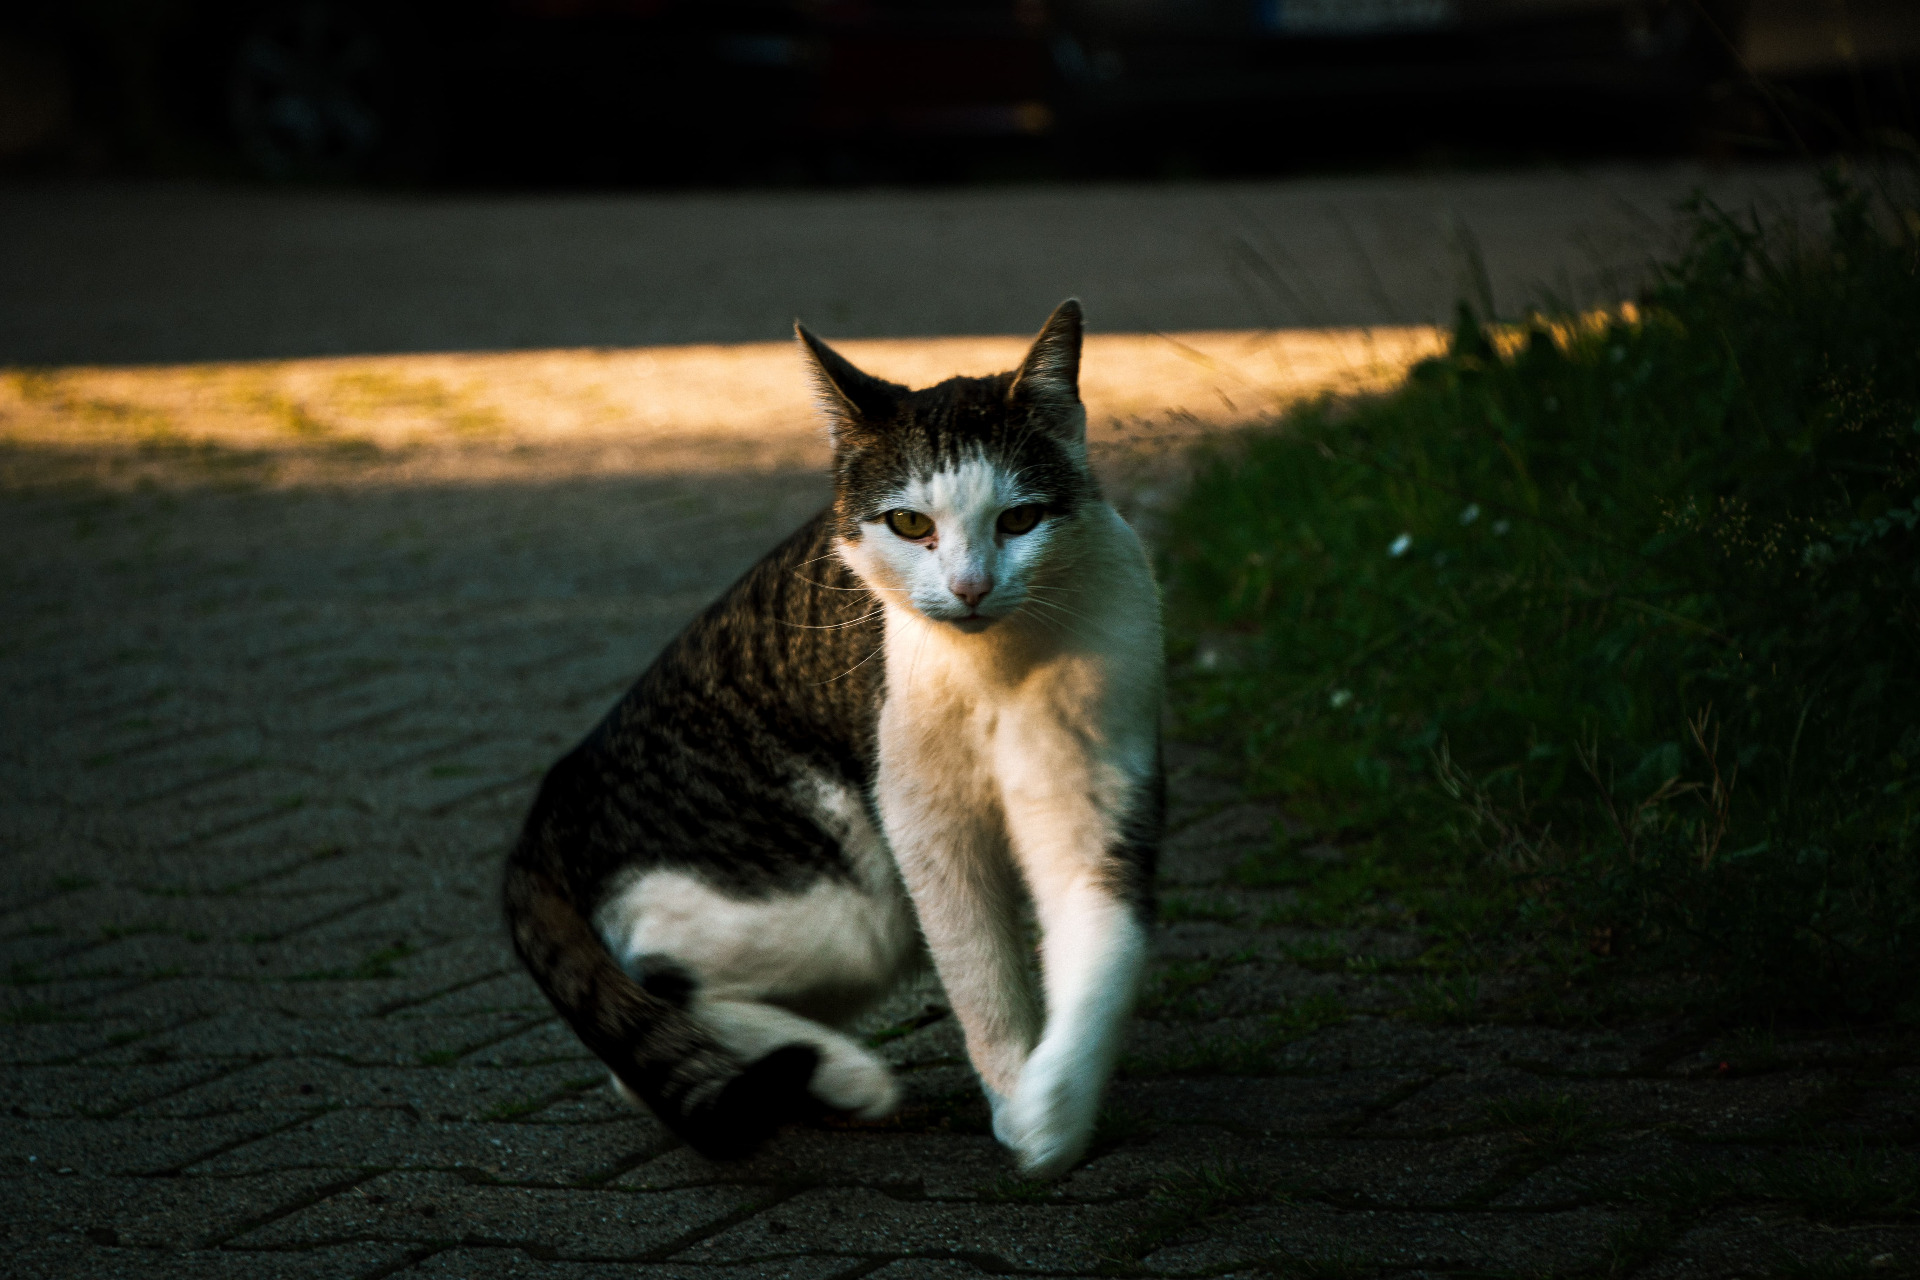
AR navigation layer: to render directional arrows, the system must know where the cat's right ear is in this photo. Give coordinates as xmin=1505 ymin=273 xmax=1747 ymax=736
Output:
xmin=795 ymin=322 xmax=902 ymax=445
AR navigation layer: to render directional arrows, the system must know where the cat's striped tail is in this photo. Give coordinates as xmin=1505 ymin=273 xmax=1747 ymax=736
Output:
xmin=501 ymin=852 xmax=820 ymax=1158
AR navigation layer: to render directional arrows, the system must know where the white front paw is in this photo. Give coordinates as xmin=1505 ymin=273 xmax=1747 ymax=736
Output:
xmin=1002 ymin=1043 xmax=1101 ymax=1179
xmin=984 ymin=1081 xmax=1018 ymax=1147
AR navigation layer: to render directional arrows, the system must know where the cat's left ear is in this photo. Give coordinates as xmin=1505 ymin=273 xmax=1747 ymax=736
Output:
xmin=1009 ymin=298 xmax=1085 ymax=441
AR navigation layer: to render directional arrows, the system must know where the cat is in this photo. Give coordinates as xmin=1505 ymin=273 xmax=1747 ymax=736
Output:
xmin=502 ymin=300 xmax=1163 ymax=1178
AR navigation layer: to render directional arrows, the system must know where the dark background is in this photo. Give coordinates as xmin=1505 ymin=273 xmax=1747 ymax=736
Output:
xmin=1 ymin=0 xmax=1915 ymax=189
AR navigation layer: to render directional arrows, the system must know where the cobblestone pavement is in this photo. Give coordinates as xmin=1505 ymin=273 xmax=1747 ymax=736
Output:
xmin=3 ymin=436 xmax=1916 ymax=1280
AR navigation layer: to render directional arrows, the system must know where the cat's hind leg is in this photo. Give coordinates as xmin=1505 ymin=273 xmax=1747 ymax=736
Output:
xmin=699 ymin=999 xmax=898 ymax=1119
xmin=594 ymin=864 xmax=918 ymax=1127
xmin=606 ymin=999 xmax=895 ymax=1120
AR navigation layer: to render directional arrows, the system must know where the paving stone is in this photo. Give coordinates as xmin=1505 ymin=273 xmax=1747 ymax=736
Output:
xmin=1365 ymin=1068 xmax=1839 ymax=1139
xmin=0 ymin=1062 xmax=227 ymax=1119
xmin=1115 ymin=1070 xmax=1434 ymax=1135
xmin=1644 ymin=1212 xmax=1920 ymax=1279
xmin=1486 ymin=1136 xmax=1769 ymax=1208
xmin=0 ymin=1112 xmax=309 ymax=1176
xmin=1141 ymin=1201 xmax=1629 ymax=1273
xmin=126 ymin=1056 xmax=609 ymax=1124
xmin=3 ymin=1240 xmax=410 ymax=1280
xmin=234 ymin=1170 xmax=760 ymax=1255
xmin=2 ymin=1168 xmax=351 ymax=1249
xmin=675 ymin=1186 xmax=1136 ymax=1271
xmin=5 ymin=370 xmax=1913 ymax=1278
xmin=404 ymin=1247 xmax=863 ymax=1279
xmin=193 ymin=1108 xmax=659 ymax=1184
xmin=618 ymin=1131 xmax=1009 ymax=1196
xmin=90 ymin=1008 xmax=546 ymax=1067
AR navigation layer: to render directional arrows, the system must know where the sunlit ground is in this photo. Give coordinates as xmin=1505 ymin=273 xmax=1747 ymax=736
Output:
xmin=0 ymin=328 xmax=1445 ymax=492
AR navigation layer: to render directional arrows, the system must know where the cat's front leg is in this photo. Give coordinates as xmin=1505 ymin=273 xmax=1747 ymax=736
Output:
xmin=999 ymin=759 xmax=1157 ymax=1178
xmin=878 ymin=778 xmax=1043 ymax=1104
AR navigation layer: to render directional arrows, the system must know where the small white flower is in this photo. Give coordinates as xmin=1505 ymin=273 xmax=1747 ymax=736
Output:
xmin=1388 ymin=533 xmax=1413 ymax=557
xmin=1459 ymin=503 xmax=1480 ymax=525
xmin=1196 ymin=645 xmax=1220 ymax=671
xmin=1329 ymin=689 xmax=1354 ymax=709
xmin=1492 ymin=519 xmax=1511 ymax=536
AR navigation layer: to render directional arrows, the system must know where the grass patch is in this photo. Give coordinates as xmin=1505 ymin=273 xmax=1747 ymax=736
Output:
xmin=1123 ymin=1026 xmax=1293 ymax=1078
xmin=1163 ymin=173 xmax=1920 ymax=1021
xmin=1757 ymin=1144 xmax=1920 ymax=1222
xmin=482 ymin=1096 xmax=550 ymax=1122
xmin=1106 ymin=1162 xmax=1275 ymax=1261
xmin=1609 ymin=1161 xmax=1747 ymax=1217
xmin=1138 ymin=957 xmax=1231 ymax=1020
xmin=1158 ymin=894 xmax=1243 ymax=924
xmin=1482 ymin=1091 xmax=1606 ymax=1153
xmin=1774 ymin=1249 xmax=1886 ymax=1280
xmin=1603 ymin=1215 xmax=1677 ymax=1278
xmin=1087 ymin=1100 xmax=1152 ymax=1156
xmin=1123 ymin=995 xmax=1342 ymax=1077
xmin=978 ymin=1172 xmax=1056 ymax=1202
xmin=1268 ymin=991 xmax=1350 ymax=1033
xmin=1408 ymin=974 xmax=1483 ymax=1025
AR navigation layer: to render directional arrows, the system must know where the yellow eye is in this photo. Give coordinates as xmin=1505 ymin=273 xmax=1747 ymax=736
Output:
xmin=997 ymin=505 xmax=1043 ymax=536
xmin=884 ymin=509 xmax=934 ymax=539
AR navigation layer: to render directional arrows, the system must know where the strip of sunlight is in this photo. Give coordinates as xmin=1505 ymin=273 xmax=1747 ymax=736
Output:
xmin=0 ymin=327 xmax=1447 ymax=489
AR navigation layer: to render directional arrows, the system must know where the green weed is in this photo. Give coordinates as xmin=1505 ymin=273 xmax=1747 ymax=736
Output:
xmin=1608 ymin=1161 xmax=1745 ymax=1216
xmin=1269 ymin=1249 xmax=1373 ymax=1280
xmin=1757 ymin=1144 xmax=1920 ymax=1222
xmin=1107 ymin=1162 xmax=1274 ymax=1261
xmin=1409 ymin=975 xmax=1482 ymax=1025
xmin=1164 ymin=173 xmax=1920 ymax=1019
xmin=1267 ymin=991 xmax=1350 ymax=1033
xmin=1772 ymin=1249 xmax=1884 ymax=1280
xmin=1482 ymin=1092 xmax=1606 ymax=1153
xmin=1158 ymin=894 xmax=1242 ymax=924
xmin=1603 ymin=1215 xmax=1675 ymax=1278
xmin=1139 ymin=958 xmax=1228 ymax=1020
xmin=978 ymin=1172 xmax=1056 ymax=1202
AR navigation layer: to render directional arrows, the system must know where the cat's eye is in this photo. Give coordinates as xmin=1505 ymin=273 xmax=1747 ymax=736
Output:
xmin=884 ymin=509 xmax=934 ymax=539
xmin=997 ymin=505 xmax=1044 ymax=536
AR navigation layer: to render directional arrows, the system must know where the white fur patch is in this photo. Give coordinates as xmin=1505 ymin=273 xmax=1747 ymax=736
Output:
xmin=590 ymin=771 xmax=917 ymax=1116
xmin=848 ymin=468 xmax=1165 ymax=1177
xmin=837 ymin=453 xmax=1064 ymax=626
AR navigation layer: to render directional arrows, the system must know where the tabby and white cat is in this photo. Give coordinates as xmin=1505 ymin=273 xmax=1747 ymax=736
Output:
xmin=503 ymin=301 xmax=1163 ymax=1177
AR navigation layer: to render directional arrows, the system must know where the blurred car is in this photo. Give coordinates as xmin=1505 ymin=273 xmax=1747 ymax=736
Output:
xmin=1047 ymin=0 xmax=1749 ymax=165
xmin=214 ymin=0 xmax=1052 ymax=181
xmin=18 ymin=0 xmax=1912 ymax=182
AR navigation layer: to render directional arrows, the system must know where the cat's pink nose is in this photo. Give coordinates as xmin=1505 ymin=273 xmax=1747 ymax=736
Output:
xmin=949 ymin=574 xmax=994 ymax=609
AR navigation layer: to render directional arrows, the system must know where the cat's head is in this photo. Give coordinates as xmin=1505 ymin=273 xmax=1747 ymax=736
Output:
xmin=798 ymin=300 xmax=1098 ymax=633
